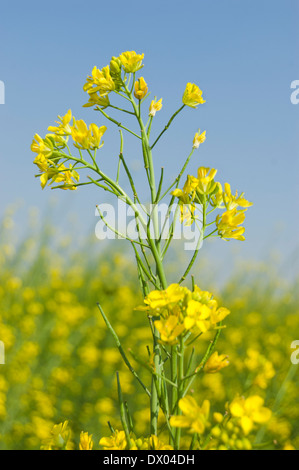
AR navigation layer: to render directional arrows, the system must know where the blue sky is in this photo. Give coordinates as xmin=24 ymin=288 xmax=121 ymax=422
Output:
xmin=0 ymin=0 xmax=298 ymax=273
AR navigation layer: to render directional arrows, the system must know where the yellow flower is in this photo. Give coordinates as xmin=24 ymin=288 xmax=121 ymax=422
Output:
xmin=196 ymin=167 xmax=218 ymax=194
xmin=134 ymin=77 xmax=148 ymax=100
xmin=222 ymin=183 xmax=253 ymax=210
xmin=182 ymin=83 xmax=206 ymax=108
xmin=184 ymin=300 xmax=211 ymax=332
xmin=244 ymin=349 xmax=275 ymax=389
xmin=149 ymin=98 xmax=163 ymax=117
xmin=171 ymin=188 xmax=196 ymax=225
xmin=192 ymin=129 xmax=206 ymax=148
xmin=71 ymin=119 xmax=107 ymax=150
xmin=119 ymin=51 xmax=144 ymax=73
xmin=203 ymin=351 xmax=229 ymax=374
xmin=146 ymin=435 xmax=173 ymax=450
xmin=39 ymin=163 xmax=79 ymax=190
xmin=83 ymin=92 xmax=110 ymax=109
xmin=216 ymin=208 xmax=246 ymax=241
xmin=33 ymin=153 xmax=49 ymax=173
xmin=192 ymin=286 xmax=217 ymax=308
xmin=48 ymin=110 xmax=72 ymax=136
xmin=229 ymin=396 xmax=272 ymax=435
xmin=79 ymin=431 xmax=93 ymax=450
xmin=83 ymin=65 xmax=115 ymax=96
xmin=154 ymin=315 xmax=185 ymax=345
xmin=31 ymin=134 xmax=54 ymax=157
xmin=184 ymin=289 xmax=230 ymax=332
xmin=172 ymin=175 xmax=199 ymax=224
xmin=170 ymin=396 xmax=210 ymax=434
xmin=144 ymin=284 xmax=188 ymax=311
xmin=210 ymin=305 xmax=230 ymax=326
xmin=99 ymin=430 xmax=127 ymax=450
xmin=41 ymin=421 xmax=72 ymax=450
xmin=210 ymin=182 xmax=224 ymax=208
xmin=89 ymin=123 xmax=107 ymax=149
xmin=183 ymin=175 xmax=199 ymax=197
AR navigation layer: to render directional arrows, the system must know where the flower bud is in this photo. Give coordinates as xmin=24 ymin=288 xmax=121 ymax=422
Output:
xmin=203 ymin=351 xmax=229 ymax=373
xmin=149 ymin=98 xmax=162 ymax=117
xmin=134 ymin=77 xmax=148 ymax=100
xmin=193 ymin=129 xmax=206 ymax=148
xmin=110 ymin=56 xmax=122 ymax=77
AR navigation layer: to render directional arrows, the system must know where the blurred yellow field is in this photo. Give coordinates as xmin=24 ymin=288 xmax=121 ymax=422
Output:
xmin=0 ymin=209 xmax=298 ymax=450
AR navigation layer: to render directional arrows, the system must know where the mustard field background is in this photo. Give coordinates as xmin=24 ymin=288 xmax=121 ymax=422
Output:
xmin=0 ymin=207 xmax=298 ymax=450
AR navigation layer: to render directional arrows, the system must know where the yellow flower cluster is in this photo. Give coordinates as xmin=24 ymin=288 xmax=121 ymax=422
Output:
xmin=142 ymin=283 xmax=230 ymax=344
xmin=82 ymin=49 xmax=204 ymax=114
xmin=83 ymin=51 xmax=144 ymax=107
xmin=173 ymin=168 xmax=252 ymax=240
xmin=99 ymin=430 xmax=172 ymax=450
xmin=31 ymin=110 xmax=107 ymax=189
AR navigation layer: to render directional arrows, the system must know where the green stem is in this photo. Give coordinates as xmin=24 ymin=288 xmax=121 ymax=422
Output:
xmin=97 ymin=303 xmax=151 ymax=397
xmin=174 ymin=337 xmax=185 ymax=449
xmin=151 ymin=105 xmax=185 ymax=149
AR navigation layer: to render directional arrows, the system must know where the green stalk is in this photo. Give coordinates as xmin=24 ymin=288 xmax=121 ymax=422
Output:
xmin=97 ymin=303 xmax=151 ymax=397
xmin=151 ymin=105 xmax=185 ymax=149
xmin=116 ymin=372 xmax=132 ymax=449
xmin=174 ymin=337 xmax=185 ymax=449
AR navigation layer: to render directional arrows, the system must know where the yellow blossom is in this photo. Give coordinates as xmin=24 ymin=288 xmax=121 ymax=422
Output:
xmin=134 ymin=77 xmax=148 ymax=100
xmin=203 ymin=351 xmax=230 ymax=374
xmin=192 ymin=286 xmax=217 ymax=308
xmin=99 ymin=430 xmax=127 ymax=450
xmin=170 ymin=396 xmax=210 ymax=434
xmin=31 ymin=134 xmax=54 ymax=158
xmin=184 ymin=300 xmax=211 ymax=332
xmin=71 ymin=119 xmax=107 ymax=150
xmin=83 ymin=92 xmax=110 ymax=109
xmin=196 ymin=167 xmax=218 ymax=194
xmin=216 ymin=208 xmax=246 ymax=241
xmin=183 ymin=175 xmax=199 ymax=197
xmin=33 ymin=153 xmax=49 ymax=173
xmin=171 ymin=188 xmax=196 ymax=225
xmin=149 ymin=98 xmax=163 ymax=117
xmin=222 ymin=183 xmax=253 ymax=210
xmin=182 ymin=83 xmax=206 ymax=108
xmin=210 ymin=305 xmax=230 ymax=326
xmin=41 ymin=421 xmax=72 ymax=450
xmin=193 ymin=129 xmax=206 ymax=148
xmin=146 ymin=435 xmax=173 ymax=450
xmin=79 ymin=431 xmax=93 ymax=450
xmin=38 ymin=163 xmax=79 ymax=190
xmin=154 ymin=315 xmax=185 ymax=345
xmin=83 ymin=65 xmax=115 ymax=96
xmin=48 ymin=110 xmax=72 ymax=136
xmin=144 ymin=284 xmax=188 ymax=311
xmin=229 ymin=396 xmax=272 ymax=435
xmin=119 ymin=51 xmax=144 ymax=73
xmin=210 ymin=182 xmax=224 ymax=208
